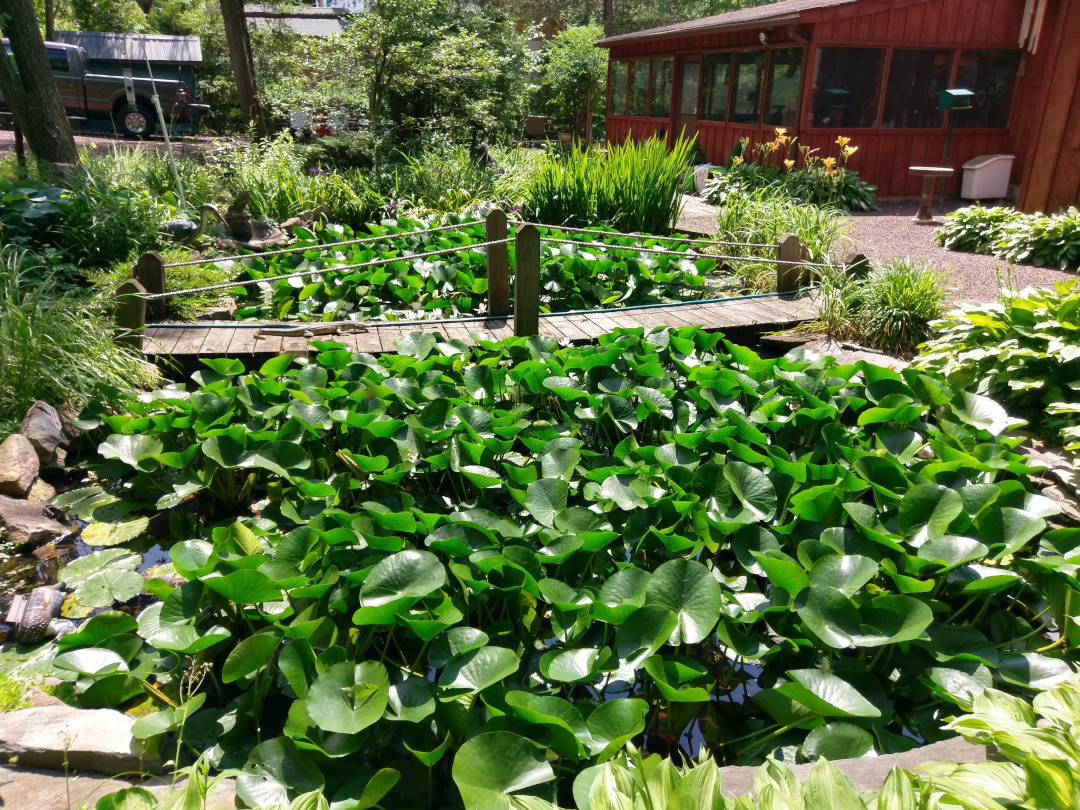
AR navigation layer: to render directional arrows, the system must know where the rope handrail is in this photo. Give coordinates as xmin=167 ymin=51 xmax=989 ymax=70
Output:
xmin=536 ymin=236 xmax=832 ymax=269
xmin=160 ymin=221 xmax=486 ymax=268
xmin=146 ymin=239 xmax=511 ymax=300
xmin=510 ymin=220 xmax=772 ymax=251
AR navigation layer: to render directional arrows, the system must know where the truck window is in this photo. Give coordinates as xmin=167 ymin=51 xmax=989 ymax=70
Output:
xmin=45 ymin=47 xmax=70 ymax=73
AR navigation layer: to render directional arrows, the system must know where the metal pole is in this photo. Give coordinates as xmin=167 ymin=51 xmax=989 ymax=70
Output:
xmin=940 ymin=109 xmax=953 ymax=214
xmin=127 ymin=32 xmax=187 ymax=211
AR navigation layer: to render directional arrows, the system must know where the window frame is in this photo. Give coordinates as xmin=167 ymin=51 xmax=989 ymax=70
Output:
xmin=809 ymin=45 xmax=889 ymax=130
xmin=608 ymin=60 xmax=629 ymax=117
xmin=649 ymin=57 xmax=675 ymax=119
xmin=807 ymin=41 xmax=1023 ymax=132
xmin=762 ymin=46 xmax=804 ymax=128
xmin=698 ymin=50 xmax=734 ymax=123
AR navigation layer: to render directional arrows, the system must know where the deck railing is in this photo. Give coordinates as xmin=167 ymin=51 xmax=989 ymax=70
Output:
xmin=115 ymin=209 xmax=827 ymax=352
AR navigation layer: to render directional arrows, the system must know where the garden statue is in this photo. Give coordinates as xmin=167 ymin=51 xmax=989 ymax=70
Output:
xmin=5 ymin=585 xmax=74 ymax=644
xmin=222 ymin=189 xmax=291 ymax=249
xmin=160 ymin=203 xmax=229 ymax=243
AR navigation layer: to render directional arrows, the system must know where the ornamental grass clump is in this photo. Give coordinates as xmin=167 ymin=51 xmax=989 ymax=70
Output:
xmin=522 ymin=134 xmax=694 ymax=233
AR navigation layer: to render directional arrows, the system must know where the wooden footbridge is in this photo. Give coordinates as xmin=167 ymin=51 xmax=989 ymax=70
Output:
xmin=118 ymin=211 xmax=825 ymax=361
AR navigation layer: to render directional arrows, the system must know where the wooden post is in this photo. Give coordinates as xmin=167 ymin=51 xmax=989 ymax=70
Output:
xmin=514 ymin=224 xmax=541 ymax=337
xmin=844 ymin=251 xmax=870 ymax=278
xmin=776 ymin=233 xmax=803 ymax=293
xmin=485 ymin=208 xmax=510 ymax=317
xmin=134 ymin=251 xmax=166 ymax=320
xmin=115 ymin=278 xmax=147 ymax=352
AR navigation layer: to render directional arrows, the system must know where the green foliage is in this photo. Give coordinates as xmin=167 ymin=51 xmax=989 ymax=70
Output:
xmin=225 ymin=219 xmax=722 ymax=321
xmin=40 ymin=325 xmax=1078 ymax=810
xmin=540 ymin=25 xmax=607 ymax=135
xmin=936 ymin=205 xmax=1080 ymax=269
xmin=704 ymin=135 xmax=877 ymax=213
xmin=715 ymin=188 xmax=847 ymax=293
xmin=390 ymin=145 xmax=502 ymax=217
xmin=524 ymin=135 xmax=694 ymax=233
xmin=815 ymin=258 xmax=952 ymax=356
xmin=0 ymin=249 xmax=161 ymax=433
xmin=916 ymin=279 xmax=1080 ymax=448
xmin=0 ymin=671 xmax=31 ymax=712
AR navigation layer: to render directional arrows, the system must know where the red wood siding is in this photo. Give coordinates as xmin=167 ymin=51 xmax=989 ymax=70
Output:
xmin=605 ymin=0 xmax=1045 ymax=198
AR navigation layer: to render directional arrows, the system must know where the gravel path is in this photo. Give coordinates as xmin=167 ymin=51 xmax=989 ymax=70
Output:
xmin=849 ymin=201 xmax=1076 ymax=303
xmin=0 ymin=128 xmax=225 ymax=159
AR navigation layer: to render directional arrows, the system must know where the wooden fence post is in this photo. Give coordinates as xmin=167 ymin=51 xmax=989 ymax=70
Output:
xmin=134 ymin=251 xmax=166 ymax=319
xmin=776 ymin=233 xmax=803 ymax=293
xmin=514 ymin=224 xmax=541 ymax=337
xmin=485 ymin=208 xmax=510 ymax=317
xmin=116 ymin=278 xmax=147 ymax=353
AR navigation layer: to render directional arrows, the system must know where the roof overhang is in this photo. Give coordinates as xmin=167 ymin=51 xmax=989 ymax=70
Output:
xmin=596 ymin=13 xmax=800 ymax=47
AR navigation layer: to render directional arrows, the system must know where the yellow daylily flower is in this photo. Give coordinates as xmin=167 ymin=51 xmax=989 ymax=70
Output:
xmin=783 ymin=159 xmax=795 ymax=170
xmin=843 ymin=145 xmax=859 ymax=157
xmin=835 ymin=136 xmax=851 ymax=147
xmin=732 ymin=156 xmax=744 ymax=167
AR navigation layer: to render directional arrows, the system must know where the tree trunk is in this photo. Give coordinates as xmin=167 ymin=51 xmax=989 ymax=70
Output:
xmin=0 ymin=0 xmax=78 ymax=166
xmin=219 ymin=0 xmax=267 ymax=137
xmin=44 ymin=0 xmax=55 ymax=41
xmin=603 ymin=0 xmax=614 ymax=35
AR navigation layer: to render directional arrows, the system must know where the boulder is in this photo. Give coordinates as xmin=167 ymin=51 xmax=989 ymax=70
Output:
xmin=0 ymin=496 xmax=65 ymax=546
xmin=0 ymin=706 xmax=161 ymax=775
xmin=0 ymin=766 xmax=236 ymax=810
xmin=0 ymin=435 xmax=39 ymax=497
xmin=26 ymin=478 xmax=56 ymax=505
xmin=18 ymin=403 xmax=65 ymax=469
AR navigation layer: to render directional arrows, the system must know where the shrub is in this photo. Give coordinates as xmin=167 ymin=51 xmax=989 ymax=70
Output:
xmin=704 ymin=133 xmax=877 ymax=212
xmin=937 ymin=205 xmax=1080 ymax=269
xmin=523 ymin=135 xmax=694 ymax=233
xmin=815 ymin=258 xmax=952 ymax=356
xmin=0 ymin=249 xmax=160 ymax=433
xmin=916 ymin=279 xmax=1080 ymax=448
xmin=299 ymin=132 xmax=378 ymax=172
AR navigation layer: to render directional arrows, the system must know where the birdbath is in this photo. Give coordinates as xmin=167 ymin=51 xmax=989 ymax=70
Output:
xmin=909 ymin=166 xmax=954 ymax=223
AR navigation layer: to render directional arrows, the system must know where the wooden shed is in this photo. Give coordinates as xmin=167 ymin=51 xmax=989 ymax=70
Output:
xmin=597 ymin=0 xmax=1080 ymax=206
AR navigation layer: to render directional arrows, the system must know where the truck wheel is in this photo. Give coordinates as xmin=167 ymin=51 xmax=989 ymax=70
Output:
xmin=117 ymin=104 xmax=156 ymax=139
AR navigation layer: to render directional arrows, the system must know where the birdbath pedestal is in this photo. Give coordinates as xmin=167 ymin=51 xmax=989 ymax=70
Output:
xmin=908 ymin=166 xmax=954 ymax=223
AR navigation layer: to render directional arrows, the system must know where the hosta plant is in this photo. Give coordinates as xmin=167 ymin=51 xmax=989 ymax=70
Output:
xmin=18 ymin=327 xmax=1077 ymax=810
xmin=936 ymin=205 xmax=1080 ymax=270
xmin=916 ymin=280 xmax=1080 ymax=448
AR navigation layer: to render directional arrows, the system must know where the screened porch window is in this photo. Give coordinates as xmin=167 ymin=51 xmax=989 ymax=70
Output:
xmin=953 ymin=50 xmax=1021 ymax=128
xmin=609 ymin=61 xmax=628 ymax=115
xmin=628 ymin=61 xmax=650 ymax=116
xmin=763 ymin=47 xmax=803 ymax=127
xmin=811 ymin=46 xmax=886 ymax=128
xmin=699 ymin=52 xmax=731 ymax=122
xmin=882 ymin=49 xmax=954 ymax=129
xmin=650 ymin=58 xmax=674 ymax=118
xmin=730 ymin=49 xmax=767 ymax=124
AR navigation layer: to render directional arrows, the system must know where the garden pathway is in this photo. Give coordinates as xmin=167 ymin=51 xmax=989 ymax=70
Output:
xmin=143 ymin=292 xmax=819 ymax=358
xmin=848 ymin=201 xmax=1076 ymax=302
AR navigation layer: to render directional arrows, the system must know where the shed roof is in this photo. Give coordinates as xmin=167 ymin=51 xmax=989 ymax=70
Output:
xmin=595 ymin=0 xmax=861 ymax=46
xmin=53 ymin=31 xmax=203 ymax=64
xmin=244 ymin=5 xmax=350 ymax=36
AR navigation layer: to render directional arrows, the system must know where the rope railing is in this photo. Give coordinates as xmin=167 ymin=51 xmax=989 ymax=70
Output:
xmin=535 ymin=235 xmax=832 ymax=269
xmin=119 ymin=210 xmax=822 ymax=352
xmin=510 ymin=220 xmax=772 ymax=251
xmin=160 ymin=221 xmax=482 ymax=268
xmin=143 ymin=239 xmax=512 ymax=300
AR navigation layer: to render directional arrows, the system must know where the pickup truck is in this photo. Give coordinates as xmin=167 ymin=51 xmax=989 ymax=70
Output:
xmin=1 ymin=40 xmax=209 ymax=138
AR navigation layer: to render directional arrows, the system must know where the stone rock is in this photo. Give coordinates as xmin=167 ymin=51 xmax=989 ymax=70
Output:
xmin=25 ymin=688 xmax=66 ymax=708
xmin=1042 ymin=485 xmax=1080 ymax=524
xmin=716 ymin=736 xmax=989 ymax=797
xmin=0 ymin=496 xmax=65 ymax=546
xmin=0 ymin=434 xmax=39 ymax=497
xmin=0 ymin=706 xmax=161 ymax=775
xmin=58 ymin=409 xmax=81 ymax=446
xmin=0 ymin=765 xmax=237 ymax=810
xmin=18 ymin=403 xmax=65 ymax=469
xmin=26 ymin=478 xmax=56 ymax=505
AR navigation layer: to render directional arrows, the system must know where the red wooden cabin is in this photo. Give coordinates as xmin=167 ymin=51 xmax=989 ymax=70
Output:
xmin=597 ymin=0 xmax=1080 ymax=207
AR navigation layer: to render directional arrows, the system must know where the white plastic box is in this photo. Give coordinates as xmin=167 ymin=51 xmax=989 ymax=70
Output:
xmin=961 ymin=154 xmax=1015 ymax=200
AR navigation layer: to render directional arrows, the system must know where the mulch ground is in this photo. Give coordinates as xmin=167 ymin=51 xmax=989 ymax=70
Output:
xmin=848 ymin=200 xmax=1077 ymax=303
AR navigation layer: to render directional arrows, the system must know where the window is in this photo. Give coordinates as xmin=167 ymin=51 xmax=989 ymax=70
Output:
xmin=699 ymin=52 xmax=731 ymax=121
xmin=680 ymin=60 xmax=700 ymax=116
xmin=882 ymin=49 xmax=954 ymax=128
xmin=954 ymin=50 xmax=1021 ymax=128
xmin=763 ymin=47 xmax=803 ymax=127
xmin=650 ymin=58 xmax=674 ymax=118
xmin=811 ymin=46 xmax=886 ymax=128
xmin=730 ymin=50 xmax=767 ymax=124
xmin=610 ymin=61 xmax=628 ymax=116
xmin=45 ymin=47 xmax=70 ymax=73
xmin=628 ymin=61 xmax=649 ymax=116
